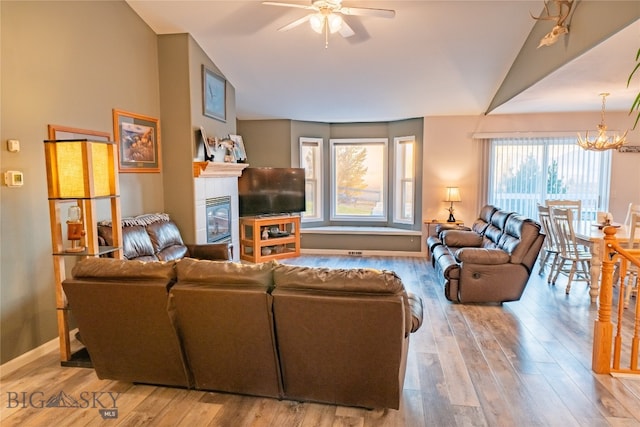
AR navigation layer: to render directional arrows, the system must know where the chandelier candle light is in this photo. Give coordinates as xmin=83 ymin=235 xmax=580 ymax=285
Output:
xmin=577 ymin=93 xmax=628 ymax=151
xmin=445 ymin=187 xmax=461 ymax=222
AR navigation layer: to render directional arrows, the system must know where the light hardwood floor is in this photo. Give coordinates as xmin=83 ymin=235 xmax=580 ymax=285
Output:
xmin=1 ymin=255 xmax=639 ymax=426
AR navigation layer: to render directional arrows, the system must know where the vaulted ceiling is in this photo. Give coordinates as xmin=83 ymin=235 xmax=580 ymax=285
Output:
xmin=127 ymin=1 xmax=639 ymax=123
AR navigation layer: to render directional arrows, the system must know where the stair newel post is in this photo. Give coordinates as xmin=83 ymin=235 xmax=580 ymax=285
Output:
xmin=592 ymin=226 xmax=618 ymax=374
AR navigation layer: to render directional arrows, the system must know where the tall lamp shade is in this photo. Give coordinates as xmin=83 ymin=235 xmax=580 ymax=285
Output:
xmin=444 ymin=187 xmax=461 ymax=222
xmin=44 ymin=139 xmax=116 ymax=199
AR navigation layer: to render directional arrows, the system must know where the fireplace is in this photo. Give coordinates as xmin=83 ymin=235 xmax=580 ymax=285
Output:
xmin=206 ymin=196 xmax=231 ymax=243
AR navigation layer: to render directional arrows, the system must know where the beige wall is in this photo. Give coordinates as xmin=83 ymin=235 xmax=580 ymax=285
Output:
xmin=158 ymin=33 xmax=237 ymax=243
xmin=0 ymin=1 xmax=163 ymax=363
xmin=422 ymin=112 xmax=640 ymax=226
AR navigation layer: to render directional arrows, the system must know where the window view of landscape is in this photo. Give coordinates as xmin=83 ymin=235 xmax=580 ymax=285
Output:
xmin=488 ymin=137 xmax=611 ymax=220
xmin=331 ymin=139 xmax=387 ymax=220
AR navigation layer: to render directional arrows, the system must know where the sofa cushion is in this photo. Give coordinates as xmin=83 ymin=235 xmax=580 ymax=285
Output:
xmin=146 ymin=220 xmax=188 ymax=261
xmin=71 ymin=257 xmax=176 ymax=280
xmin=120 ymin=225 xmax=158 ymax=260
xmin=175 ymin=257 xmax=273 ymax=287
xmin=498 ymin=215 xmax=542 ymax=265
xmin=441 ymin=230 xmax=483 ymax=248
xmin=273 ymin=264 xmax=405 ymax=294
xmin=455 ymin=247 xmax=510 ymax=265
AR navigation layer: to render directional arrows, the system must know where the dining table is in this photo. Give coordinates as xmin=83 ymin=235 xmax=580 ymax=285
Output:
xmin=573 ymin=221 xmax=630 ymax=303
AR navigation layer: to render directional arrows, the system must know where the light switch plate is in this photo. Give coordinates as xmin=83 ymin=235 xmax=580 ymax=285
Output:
xmin=7 ymin=139 xmax=20 ymax=152
xmin=4 ymin=171 xmax=24 ymax=187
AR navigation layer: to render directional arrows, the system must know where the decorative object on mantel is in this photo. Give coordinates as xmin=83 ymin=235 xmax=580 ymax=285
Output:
xmin=193 ymin=161 xmax=249 ymax=178
xmin=619 ymin=145 xmax=640 ymax=153
xmin=229 ymin=134 xmax=247 ymax=163
xmin=577 ymin=93 xmax=628 ymax=151
xmin=530 ymin=0 xmax=576 ymax=48
xmin=199 ymin=126 xmax=214 ymax=161
xmin=262 ymin=0 xmax=395 ymax=48
xmin=444 ymin=187 xmax=461 ymax=222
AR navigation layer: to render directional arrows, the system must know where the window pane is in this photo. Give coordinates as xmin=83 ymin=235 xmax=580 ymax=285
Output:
xmin=331 ymin=139 xmax=387 ymax=221
xmin=488 ymin=137 xmax=611 ymax=220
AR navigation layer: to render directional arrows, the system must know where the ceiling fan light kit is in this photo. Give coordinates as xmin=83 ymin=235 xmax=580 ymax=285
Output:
xmin=263 ymin=0 xmax=395 ymax=48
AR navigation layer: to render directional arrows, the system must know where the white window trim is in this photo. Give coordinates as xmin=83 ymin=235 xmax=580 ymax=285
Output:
xmin=300 ymin=137 xmax=324 ymax=222
xmin=393 ymin=136 xmax=415 ymax=225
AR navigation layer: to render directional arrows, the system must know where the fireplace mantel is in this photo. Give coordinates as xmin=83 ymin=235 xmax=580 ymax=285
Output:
xmin=193 ymin=161 xmax=249 ymax=178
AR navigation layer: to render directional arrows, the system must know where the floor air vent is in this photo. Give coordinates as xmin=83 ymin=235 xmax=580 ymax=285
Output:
xmin=347 ymin=251 xmax=363 ymax=256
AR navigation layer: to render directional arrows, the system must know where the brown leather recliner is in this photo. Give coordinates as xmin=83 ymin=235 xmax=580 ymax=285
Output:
xmin=270 ymin=263 xmax=423 ymax=410
xmin=168 ymin=258 xmax=283 ymax=398
xmin=97 ymin=213 xmax=231 ymax=261
xmin=63 ymin=258 xmax=192 ymax=387
xmin=427 ymin=205 xmax=545 ymax=303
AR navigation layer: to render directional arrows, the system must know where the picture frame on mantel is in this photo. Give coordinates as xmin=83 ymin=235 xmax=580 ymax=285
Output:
xmin=113 ymin=109 xmax=161 ymax=173
xmin=202 ymin=65 xmax=226 ymax=122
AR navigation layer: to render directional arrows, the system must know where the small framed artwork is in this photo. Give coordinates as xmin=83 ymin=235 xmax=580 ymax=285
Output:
xmin=113 ymin=109 xmax=161 ymax=173
xmin=229 ymin=134 xmax=247 ymax=162
xmin=203 ymin=65 xmax=226 ymax=122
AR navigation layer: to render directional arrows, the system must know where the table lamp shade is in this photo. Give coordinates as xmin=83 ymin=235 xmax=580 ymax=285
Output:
xmin=444 ymin=187 xmax=461 ymax=203
xmin=44 ymin=139 xmax=114 ymax=199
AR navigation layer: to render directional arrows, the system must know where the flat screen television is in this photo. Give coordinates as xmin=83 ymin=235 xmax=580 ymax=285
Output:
xmin=238 ymin=167 xmax=306 ymax=217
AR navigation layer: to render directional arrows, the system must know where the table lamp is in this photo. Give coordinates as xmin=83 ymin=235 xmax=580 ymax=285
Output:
xmin=445 ymin=187 xmax=461 ymax=222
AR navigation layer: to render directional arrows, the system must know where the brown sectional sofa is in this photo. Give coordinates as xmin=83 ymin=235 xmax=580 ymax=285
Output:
xmin=63 ymin=257 xmax=423 ymax=409
xmin=426 ymin=205 xmax=544 ymax=303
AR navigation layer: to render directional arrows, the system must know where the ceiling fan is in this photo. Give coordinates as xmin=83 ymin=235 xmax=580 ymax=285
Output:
xmin=263 ymin=0 xmax=396 ymax=47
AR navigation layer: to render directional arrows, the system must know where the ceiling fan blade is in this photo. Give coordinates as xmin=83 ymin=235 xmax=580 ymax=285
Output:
xmin=340 ymin=7 xmax=395 ymax=18
xmin=278 ymin=14 xmax=312 ymax=32
xmin=339 ymin=20 xmax=355 ymax=38
xmin=262 ymin=1 xmax=315 ymax=11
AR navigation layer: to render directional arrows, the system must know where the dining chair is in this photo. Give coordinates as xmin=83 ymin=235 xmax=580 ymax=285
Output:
xmin=623 ymin=203 xmax=640 ymax=227
xmin=546 ymin=199 xmax=582 ymax=221
xmin=537 ymin=204 xmax=560 ymax=281
xmin=549 ymin=207 xmax=591 ymax=294
xmin=622 ymin=212 xmax=639 ymax=308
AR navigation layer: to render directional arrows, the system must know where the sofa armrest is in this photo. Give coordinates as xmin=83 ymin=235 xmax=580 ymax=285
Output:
xmin=441 ymin=230 xmax=483 ymax=248
xmin=455 ymin=247 xmax=510 ymax=265
xmin=186 ymin=242 xmax=233 ymax=261
xmin=407 ymin=292 xmax=424 ymax=334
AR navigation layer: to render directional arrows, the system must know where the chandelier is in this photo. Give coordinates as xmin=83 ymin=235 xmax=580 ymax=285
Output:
xmin=577 ymin=93 xmax=628 ymax=151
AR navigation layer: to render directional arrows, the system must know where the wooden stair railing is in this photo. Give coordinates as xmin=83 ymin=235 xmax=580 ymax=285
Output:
xmin=592 ymin=226 xmax=640 ymax=375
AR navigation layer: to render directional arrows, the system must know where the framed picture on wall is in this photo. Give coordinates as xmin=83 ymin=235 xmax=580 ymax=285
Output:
xmin=202 ymin=65 xmax=226 ymax=122
xmin=113 ymin=109 xmax=161 ymax=173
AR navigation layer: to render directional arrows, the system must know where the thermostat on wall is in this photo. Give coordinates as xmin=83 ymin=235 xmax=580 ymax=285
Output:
xmin=4 ymin=171 xmax=24 ymax=187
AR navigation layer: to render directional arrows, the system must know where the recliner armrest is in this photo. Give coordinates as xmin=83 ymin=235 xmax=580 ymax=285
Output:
xmin=407 ymin=292 xmax=424 ymax=334
xmin=441 ymin=230 xmax=483 ymax=248
xmin=455 ymin=247 xmax=510 ymax=265
xmin=186 ymin=242 xmax=233 ymax=261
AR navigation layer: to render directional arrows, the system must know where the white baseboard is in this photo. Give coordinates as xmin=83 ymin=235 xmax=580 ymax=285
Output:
xmin=300 ymin=248 xmax=424 ymax=257
xmin=0 ymin=329 xmax=78 ymax=377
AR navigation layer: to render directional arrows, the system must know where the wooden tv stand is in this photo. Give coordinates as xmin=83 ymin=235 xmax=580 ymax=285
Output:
xmin=239 ymin=215 xmax=301 ymax=263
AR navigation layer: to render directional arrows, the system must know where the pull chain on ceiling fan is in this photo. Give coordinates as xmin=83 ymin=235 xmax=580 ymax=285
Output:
xmin=263 ymin=0 xmax=395 ymax=48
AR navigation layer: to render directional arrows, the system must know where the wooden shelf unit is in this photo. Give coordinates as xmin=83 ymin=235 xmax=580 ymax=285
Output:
xmin=240 ymin=215 xmax=301 ymax=263
xmin=45 ymin=139 xmax=122 ymax=366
